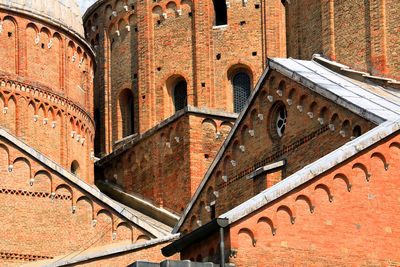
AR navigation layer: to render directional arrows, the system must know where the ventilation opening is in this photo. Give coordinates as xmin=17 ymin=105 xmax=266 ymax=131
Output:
xmin=233 ymin=72 xmax=251 ymax=113
xmin=71 ymin=161 xmax=80 ymax=176
xmin=174 ymin=80 xmax=188 ymax=112
xmin=212 ymin=0 xmax=227 ymax=25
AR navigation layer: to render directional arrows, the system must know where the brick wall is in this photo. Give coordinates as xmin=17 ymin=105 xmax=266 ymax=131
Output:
xmin=286 ymin=0 xmax=400 ymax=80
xmin=0 ymin=11 xmax=95 ymax=183
xmin=0 ymin=136 xmax=153 ymax=265
xmin=181 ymin=118 xmax=400 ymax=267
xmin=98 ymin=110 xmax=236 ymax=214
xmin=84 ymin=0 xmax=286 ymax=156
xmin=226 ymin=130 xmax=400 ymax=266
xmin=179 ymin=70 xmax=375 ymax=234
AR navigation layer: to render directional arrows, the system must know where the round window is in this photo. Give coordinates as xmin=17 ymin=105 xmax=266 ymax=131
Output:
xmin=269 ymin=102 xmax=287 ymax=139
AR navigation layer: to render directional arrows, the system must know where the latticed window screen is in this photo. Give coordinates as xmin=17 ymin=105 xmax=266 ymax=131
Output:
xmin=174 ymin=81 xmax=187 ymax=111
xmin=233 ymin=73 xmax=251 ymax=113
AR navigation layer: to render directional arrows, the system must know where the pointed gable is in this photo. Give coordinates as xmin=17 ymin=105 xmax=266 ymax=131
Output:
xmin=174 ymin=57 xmax=400 ymax=235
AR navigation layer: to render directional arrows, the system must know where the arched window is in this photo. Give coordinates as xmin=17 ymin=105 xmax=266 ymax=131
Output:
xmin=212 ymin=0 xmax=227 ymax=26
xmin=119 ymin=89 xmax=135 ymax=137
xmin=174 ymin=80 xmax=187 ymax=112
xmin=71 ymin=160 xmax=80 ymax=176
xmin=233 ymin=72 xmax=251 ymax=113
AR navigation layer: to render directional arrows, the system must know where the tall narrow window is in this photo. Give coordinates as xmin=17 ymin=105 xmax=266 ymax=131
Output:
xmin=212 ymin=0 xmax=227 ymax=26
xmin=174 ymin=80 xmax=187 ymax=112
xmin=233 ymin=72 xmax=251 ymax=113
xmin=119 ymin=89 xmax=135 ymax=137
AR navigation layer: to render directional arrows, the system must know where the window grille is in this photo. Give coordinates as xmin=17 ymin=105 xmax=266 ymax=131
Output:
xmin=174 ymin=81 xmax=187 ymax=112
xmin=233 ymin=72 xmax=251 ymax=113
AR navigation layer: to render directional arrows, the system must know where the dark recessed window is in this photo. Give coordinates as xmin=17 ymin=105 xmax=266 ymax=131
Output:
xmin=353 ymin=125 xmax=362 ymax=137
xmin=255 ymin=4 xmax=260 ymax=9
xmin=252 ymin=51 xmax=257 ymax=56
xmin=216 ymin=53 xmax=221 ymax=60
xmin=233 ymin=72 xmax=251 ymax=113
xmin=212 ymin=0 xmax=227 ymax=25
xmin=174 ymin=80 xmax=188 ymax=112
xmin=8 ymin=32 xmax=12 ymax=37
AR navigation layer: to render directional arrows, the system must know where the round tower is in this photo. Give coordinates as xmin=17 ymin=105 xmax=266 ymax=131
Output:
xmin=0 ymin=0 xmax=95 ymax=183
xmin=84 ymin=0 xmax=287 ymax=156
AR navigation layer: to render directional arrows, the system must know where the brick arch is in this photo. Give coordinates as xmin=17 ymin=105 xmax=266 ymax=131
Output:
xmin=222 ymin=154 xmax=232 ymax=177
xmin=227 ymin=63 xmax=254 ymax=112
xmin=257 ymin=216 xmax=276 ymax=236
xmin=318 ymin=106 xmax=329 ymax=125
xmin=165 ymin=73 xmax=189 ymax=114
xmin=314 ymin=183 xmax=333 ymax=203
xmin=240 ymin=124 xmax=250 ymax=147
xmin=1 ymin=16 xmax=18 ymax=73
xmin=39 ymin=27 xmax=51 ymax=38
xmin=55 ymin=183 xmax=73 ymax=197
xmin=116 ymin=221 xmax=134 ymax=242
xmin=258 ymin=89 xmax=269 ymax=114
xmin=295 ymin=194 xmax=314 ymax=213
xmin=0 ymin=142 xmax=10 ymax=162
xmin=329 ymin=113 xmax=340 ymax=131
xmin=32 ymin=170 xmax=52 ymax=193
xmin=298 ymin=94 xmax=308 ymax=111
xmin=276 ymin=80 xmax=286 ymax=97
xmin=237 ymin=228 xmax=256 ymax=247
xmin=276 ymin=205 xmax=295 ymax=225
xmin=12 ymin=156 xmax=32 ymax=177
xmin=166 ymin=1 xmax=178 ymax=14
xmin=287 ymin=88 xmax=297 ymax=106
xmin=352 ymin=163 xmax=371 ymax=182
xmin=370 ymin=152 xmax=389 ymax=171
xmin=333 ymin=173 xmax=352 ymax=192
xmin=232 ymin=139 xmax=241 ymax=162
xmin=152 ymin=5 xmax=164 ymax=19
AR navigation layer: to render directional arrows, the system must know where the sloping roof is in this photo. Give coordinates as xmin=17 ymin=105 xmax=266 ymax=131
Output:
xmin=221 ymin=118 xmax=400 ymax=224
xmin=173 ymin=56 xmax=400 ymax=233
xmin=0 ymin=127 xmax=170 ymax=238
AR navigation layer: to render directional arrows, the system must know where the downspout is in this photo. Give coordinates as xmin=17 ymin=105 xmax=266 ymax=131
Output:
xmin=220 ymin=227 xmax=225 ymax=267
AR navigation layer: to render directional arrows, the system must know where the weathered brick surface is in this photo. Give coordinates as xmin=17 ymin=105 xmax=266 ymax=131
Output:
xmin=286 ymin=0 xmax=400 ymax=80
xmin=179 ymin=70 xmax=375 ymax=234
xmin=0 ymin=137 xmax=153 ymax=265
xmin=84 ymin=0 xmax=286 ymax=156
xmin=0 ymin=11 xmax=95 ymax=183
xmin=182 ymin=125 xmax=400 ymax=266
xmin=98 ymin=111 xmax=235 ymax=214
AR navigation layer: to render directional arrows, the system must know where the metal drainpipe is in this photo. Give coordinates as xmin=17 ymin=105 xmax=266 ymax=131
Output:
xmin=220 ymin=227 xmax=225 ymax=267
